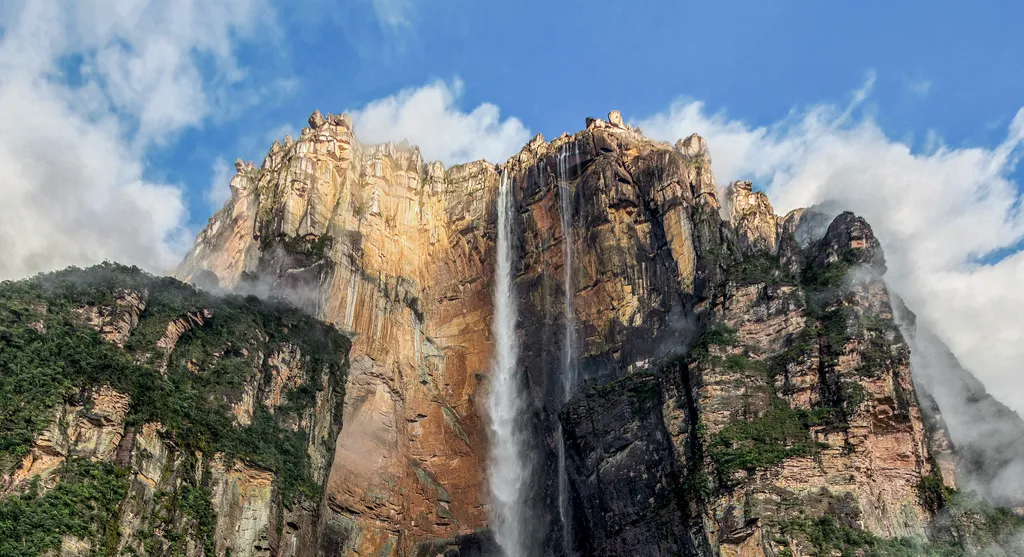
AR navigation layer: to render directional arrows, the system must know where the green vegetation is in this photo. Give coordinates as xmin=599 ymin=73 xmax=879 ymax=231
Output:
xmin=800 ymin=248 xmax=860 ymax=294
xmin=274 ymin=233 xmax=335 ymax=260
xmin=722 ymin=352 xmax=767 ymax=375
xmin=765 ymin=482 xmax=1024 ymax=557
xmin=0 ymin=263 xmax=350 ymax=552
xmin=589 ymin=370 xmax=661 ymax=403
xmin=817 ymin=305 xmax=854 ymax=353
xmin=918 ymin=475 xmax=952 ymax=513
xmin=708 ymin=401 xmax=827 ymax=485
xmin=855 ymin=314 xmax=899 ymax=378
xmin=687 ymin=323 xmax=828 ymax=485
xmin=678 ymin=421 xmax=712 ymax=504
xmin=686 ymin=324 xmax=739 ymax=363
xmin=726 ymin=252 xmax=792 ymax=286
xmin=799 ymin=247 xmax=859 ymax=339
xmin=775 ymin=507 xmax=1020 ymax=557
xmin=766 ymin=328 xmax=816 ymax=383
xmin=0 ymin=263 xmax=347 ymax=498
xmin=0 ymin=459 xmax=128 ymax=557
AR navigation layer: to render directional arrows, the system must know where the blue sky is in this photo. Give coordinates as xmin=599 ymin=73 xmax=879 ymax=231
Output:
xmin=2 ymin=0 xmax=1024 ymax=413
xmin=146 ymin=0 xmax=1024 ymax=226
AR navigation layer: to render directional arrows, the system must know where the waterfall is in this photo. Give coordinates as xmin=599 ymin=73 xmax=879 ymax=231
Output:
xmin=487 ymin=169 xmax=528 ymax=557
xmin=556 ymin=142 xmax=578 ymax=556
xmin=559 ymin=142 xmax=579 ymax=401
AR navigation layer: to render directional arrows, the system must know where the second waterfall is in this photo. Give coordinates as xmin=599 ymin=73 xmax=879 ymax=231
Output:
xmin=556 ymin=142 xmax=579 ymax=556
xmin=487 ymin=169 xmax=529 ymax=557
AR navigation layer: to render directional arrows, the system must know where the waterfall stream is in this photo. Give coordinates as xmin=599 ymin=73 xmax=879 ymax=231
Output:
xmin=556 ymin=142 xmax=579 ymax=556
xmin=487 ymin=169 xmax=528 ymax=557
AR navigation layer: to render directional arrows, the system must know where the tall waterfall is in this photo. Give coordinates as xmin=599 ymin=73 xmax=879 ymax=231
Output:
xmin=556 ymin=142 xmax=579 ymax=556
xmin=487 ymin=169 xmax=528 ymax=557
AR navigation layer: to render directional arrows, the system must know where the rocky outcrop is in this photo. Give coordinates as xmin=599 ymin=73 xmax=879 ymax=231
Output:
xmin=169 ymin=109 xmax=1024 ymax=556
xmin=5 ymin=386 xmax=131 ymax=493
xmin=72 ymin=288 xmax=147 ymax=347
xmin=721 ymin=181 xmax=777 ymax=254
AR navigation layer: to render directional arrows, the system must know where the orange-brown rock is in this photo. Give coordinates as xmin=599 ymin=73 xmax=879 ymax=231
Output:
xmin=176 ymin=109 xmax=1014 ymax=556
xmin=72 ymin=289 xmax=147 ymax=347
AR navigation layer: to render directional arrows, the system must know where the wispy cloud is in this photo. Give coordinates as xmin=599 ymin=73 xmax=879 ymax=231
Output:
xmin=637 ymin=77 xmax=1024 ymax=421
xmin=371 ymin=0 xmax=415 ymax=28
xmin=205 ymin=157 xmax=234 ymax=210
xmin=904 ymin=75 xmax=933 ymax=98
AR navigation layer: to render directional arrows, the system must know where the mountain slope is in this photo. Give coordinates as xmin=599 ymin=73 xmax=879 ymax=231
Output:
xmin=0 ymin=264 xmax=349 ymax=557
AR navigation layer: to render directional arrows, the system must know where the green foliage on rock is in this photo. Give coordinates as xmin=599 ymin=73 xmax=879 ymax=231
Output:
xmin=800 ymin=247 xmax=860 ymax=295
xmin=708 ymin=401 xmax=826 ymax=485
xmin=726 ymin=252 xmax=792 ymax=286
xmin=686 ymin=324 xmax=739 ymax=363
xmin=0 ymin=458 xmax=128 ymax=557
xmin=0 ymin=263 xmax=350 ymax=552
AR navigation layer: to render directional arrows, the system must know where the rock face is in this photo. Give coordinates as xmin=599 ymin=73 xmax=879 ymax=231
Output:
xmin=172 ymin=108 xmax=1024 ymax=556
xmin=178 ymin=112 xmax=499 ymax=554
xmin=6 ymin=110 xmax=1019 ymax=556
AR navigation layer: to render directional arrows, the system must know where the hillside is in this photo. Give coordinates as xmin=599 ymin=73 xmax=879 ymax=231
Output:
xmin=0 ymin=264 xmax=349 ymax=556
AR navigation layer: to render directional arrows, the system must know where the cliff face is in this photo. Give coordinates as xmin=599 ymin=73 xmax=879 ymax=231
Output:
xmin=0 ymin=265 xmax=349 ymax=557
xmin=180 ymin=111 xmax=499 ymax=555
xmin=15 ymin=109 xmax=1006 ymax=556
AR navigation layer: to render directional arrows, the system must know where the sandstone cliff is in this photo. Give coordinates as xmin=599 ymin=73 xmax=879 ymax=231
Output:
xmin=4 ymin=109 xmax=1022 ymax=557
xmin=174 ymin=108 xmax=1024 ymax=557
xmin=173 ymin=109 xmax=1024 ymax=556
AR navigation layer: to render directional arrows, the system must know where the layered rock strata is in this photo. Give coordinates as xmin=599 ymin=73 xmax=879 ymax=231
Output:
xmin=169 ymin=110 xmax=1020 ymax=556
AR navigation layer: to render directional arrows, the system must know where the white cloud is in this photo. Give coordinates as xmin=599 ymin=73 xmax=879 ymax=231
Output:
xmin=637 ymin=78 xmax=1024 ymax=418
xmin=349 ymin=78 xmax=532 ymax=166
xmin=0 ymin=0 xmax=271 ymax=280
xmin=205 ymin=157 xmax=234 ymax=210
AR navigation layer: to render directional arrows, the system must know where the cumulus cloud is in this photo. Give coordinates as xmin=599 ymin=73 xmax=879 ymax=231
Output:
xmin=0 ymin=0 xmax=271 ymax=280
xmin=349 ymin=78 xmax=532 ymax=165
xmin=637 ymin=77 xmax=1024 ymax=418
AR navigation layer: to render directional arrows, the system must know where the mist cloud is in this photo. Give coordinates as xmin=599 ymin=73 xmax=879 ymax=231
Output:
xmin=637 ymin=78 xmax=1024 ymax=417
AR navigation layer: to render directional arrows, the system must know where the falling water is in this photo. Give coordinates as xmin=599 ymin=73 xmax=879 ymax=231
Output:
xmin=487 ymin=169 xmax=528 ymax=557
xmin=556 ymin=141 xmax=579 ymax=556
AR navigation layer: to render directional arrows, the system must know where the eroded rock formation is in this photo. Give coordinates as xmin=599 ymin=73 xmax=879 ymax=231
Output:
xmin=172 ymin=109 xmax=1024 ymax=556
xmin=3 ymin=108 xmax=1021 ymax=557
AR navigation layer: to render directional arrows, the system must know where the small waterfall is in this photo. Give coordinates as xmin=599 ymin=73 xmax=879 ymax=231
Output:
xmin=487 ymin=169 xmax=528 ymax=557
xmin=556 ymin=141 xmax=579 ymax=556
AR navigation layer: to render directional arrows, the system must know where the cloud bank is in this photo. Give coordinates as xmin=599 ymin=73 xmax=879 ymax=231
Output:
xmin=0 ymin=0 xmax=271 ymax=280
xmin=349 ymin=78 xmax=532 ymax=166
xmin=637 ymin=79 xmax=1024 ymax=416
